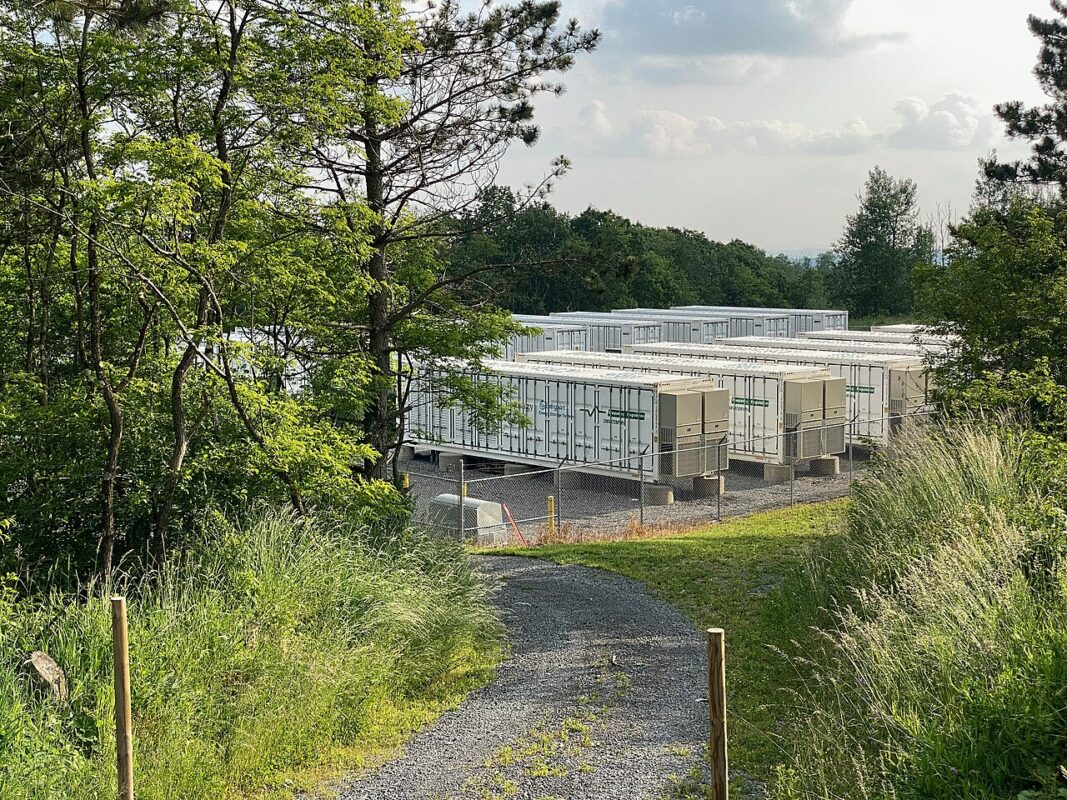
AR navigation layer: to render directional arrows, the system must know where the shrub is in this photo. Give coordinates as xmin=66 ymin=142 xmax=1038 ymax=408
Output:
xmin=778 ymin=418 xmax=1067 ymax=800
xmin=0 ymin=509 xmax=501 ymax=800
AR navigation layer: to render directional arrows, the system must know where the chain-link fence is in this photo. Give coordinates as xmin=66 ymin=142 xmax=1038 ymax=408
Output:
xmin=403 ymin=409 xmax=936 ymax=547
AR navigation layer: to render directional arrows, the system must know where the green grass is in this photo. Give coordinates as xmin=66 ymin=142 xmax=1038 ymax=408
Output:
xmin=0 ymin=509 xmax=502 ymax=800
xmin=494 ymin=501 xmax=848 ymax=789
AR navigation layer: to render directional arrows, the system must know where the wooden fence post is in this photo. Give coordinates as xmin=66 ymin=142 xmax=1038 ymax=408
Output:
xmin=546 ymin=495 xmax=556 ymax=539
xmin=112 ymin=597 xmax=134 ymax=800
xmin=708 ymin=627 xmax=728 ymax=800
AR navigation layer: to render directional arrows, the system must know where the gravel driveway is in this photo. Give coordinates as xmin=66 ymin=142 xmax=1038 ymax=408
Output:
xmin=339 ymin=557 xmax=707 ymax=799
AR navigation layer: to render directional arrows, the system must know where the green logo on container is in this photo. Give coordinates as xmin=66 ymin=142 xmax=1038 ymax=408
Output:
xmin=608 ymin=409 xmax=646 ymax=421
xmin=732 ymin=397 xmax=770 ymax=408
xmin=847 ymin=385 xmax=876 ymax=395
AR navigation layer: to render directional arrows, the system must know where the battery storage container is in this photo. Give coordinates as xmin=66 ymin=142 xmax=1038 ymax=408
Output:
xmin=672 ymin=305 xmax=849 ymax=335
xmin=409 ymin=359 xmax=729 ymax=481
xmin=517 ymin=350 xmax=846 ymax=466
xmin=506 ymin=322 xmax=587 ymax=360
xmin=625 ymin=341 xmax=931 ymax=445
xmin=513 ymin=314 xmax=662 ymax=353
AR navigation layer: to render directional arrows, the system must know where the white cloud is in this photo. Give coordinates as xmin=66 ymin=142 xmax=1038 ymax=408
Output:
xmin=577 ymin=100 xmax=615 ymax=138
xmin=564 ymin=94 xmax=996 ymax=158
xmin=887 ymin=93 xmax=995 ymax=150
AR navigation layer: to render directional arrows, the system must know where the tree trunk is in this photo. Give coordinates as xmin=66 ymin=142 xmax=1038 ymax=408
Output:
xmin=361 ymin=133 xmax=396 ymax=481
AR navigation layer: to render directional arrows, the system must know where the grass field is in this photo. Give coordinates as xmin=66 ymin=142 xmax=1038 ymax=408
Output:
xmin=494 ymin=500 xmax=848 ymax=791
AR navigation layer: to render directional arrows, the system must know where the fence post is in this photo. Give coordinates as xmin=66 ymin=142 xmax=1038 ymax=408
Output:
xmin=848 ymin=417 xmax=855 ymax=496
xmin=639 ymin=451 xmax=646 ymax=528
xmin=554 ymin=466 xmax=562 ymax=532
xmin=716 ymin=442 xmax=722 ymax=523
xmin=707 ymin=628 xmax=729 ymax=800
xmin=457 ymin=458 xmax=466 ymax=541
xmin=547 ymin=495 xmax=556 ymax=540
xmin=111 ymin=597 xmax=134 ymax=800
xmin=789 ymin=462 xmax=795 ymax=507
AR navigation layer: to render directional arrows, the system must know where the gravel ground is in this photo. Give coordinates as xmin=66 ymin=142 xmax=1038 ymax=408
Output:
xmin=338 ymin=557 xmax=708 ymax=800
xmin=403 ymin=449 xmax=869 ymax=541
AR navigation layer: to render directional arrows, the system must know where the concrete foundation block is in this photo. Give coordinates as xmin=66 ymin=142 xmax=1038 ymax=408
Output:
xmin=693 ymin=475 xmax=726 ymax=499
xmin=557 ymin=469 xmax=584 ymax=489
xmin=399 ymin=445 xmax=417 ymax=461
xmin=642 ymin=483 xmax=675 ymax=506
xmin=439 ymin=453 xmax=464 ymax=473
xmin=763 ymin=463 xmax=795 ymax=484
xmin=809 ymin=455 xmax=841 ymax=477
xmin=503 ymin=463 xmax=531 ymax=476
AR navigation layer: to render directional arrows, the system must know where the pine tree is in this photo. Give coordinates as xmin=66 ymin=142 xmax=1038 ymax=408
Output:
xmin=987 ymin=1 xmax=1067 ymax=186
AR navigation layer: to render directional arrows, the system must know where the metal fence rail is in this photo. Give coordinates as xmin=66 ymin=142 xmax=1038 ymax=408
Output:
xmin=404 ymin=409 xmax=937 ymax=546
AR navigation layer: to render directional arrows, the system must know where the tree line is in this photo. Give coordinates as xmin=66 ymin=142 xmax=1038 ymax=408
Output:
xmin=0 ymin=0 xmax=596 ymax=576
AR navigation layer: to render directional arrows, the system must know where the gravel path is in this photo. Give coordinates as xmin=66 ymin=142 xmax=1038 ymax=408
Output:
xmin=339 ymin=557 xmax=707 ymax=800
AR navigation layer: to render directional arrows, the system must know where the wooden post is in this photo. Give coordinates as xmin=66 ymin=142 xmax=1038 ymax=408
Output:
xmin=546 ymin=495 xmax=556 ymax=539
xmin=112 ymin=597 xmax=134 ymax=800
xmin=708 ymin=628 xmax=728 ymax=800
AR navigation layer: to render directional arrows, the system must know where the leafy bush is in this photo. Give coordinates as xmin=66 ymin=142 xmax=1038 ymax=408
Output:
xmin=0 ymin=509 xmax=501 ymax=800
xmin=778 ymin=418 xmax=1067 ymax=800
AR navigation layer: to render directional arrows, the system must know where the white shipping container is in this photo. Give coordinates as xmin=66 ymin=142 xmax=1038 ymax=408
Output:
xmin=601 ymin=309 xmax=731 ymax=342
xmin=673 ymin=305 xmax=849 ymax=334
xmin=513 ymin=313 xmax=662 ymax=353
xmin=409 ymin=360 xmax=729 ymax=482
xmin=626 ymin=342 xmax=931 ymax=445
xmin=717 ymin=335 xmax=928 ymax=358
xmin=549 ymin=310 xmax=727 ymax=346
xmin=518 ymin=350 xmax=845 ymax=467
xmin=870 ymin=324 xmax=935 ymax=334
xmin=802 ymin=329 xmax=956 ymax=352
xmin=506 ymin=323 xmax=587 ymax=360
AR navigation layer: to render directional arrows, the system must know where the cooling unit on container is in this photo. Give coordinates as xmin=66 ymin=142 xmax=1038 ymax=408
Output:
xmin=516 ymin=350 xmax=846 ymax=479
xmin=672 ymin=305 xmax=850 ymax=335
xmin=625 ymin=341 xmax=931 ymax=446
xmin=408 ymin=359 xmax=730 ymax=484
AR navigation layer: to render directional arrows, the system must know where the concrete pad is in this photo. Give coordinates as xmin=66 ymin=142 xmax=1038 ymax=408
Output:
xmin=642 ymin=484 xmax=675 ymax=506
xmin=503 ymin=463 xmax=532 ymax=476
xmin=692 ymin=475 xmax=725 ymax=499
xmin=809 ymin=455 xmax=841 ymax=477
xmin=763 ymin=463 xmax=794 ymax=484
xmin=399 ymin=445 xmax=417 ymax=461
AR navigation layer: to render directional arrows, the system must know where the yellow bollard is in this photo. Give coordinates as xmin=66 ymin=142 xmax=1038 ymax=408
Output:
xmin=401 ymin=473 xmax=411 ymax=491
xmin=547 ymin=495 xmax=556 ymax=539
xmin=461 ymin=482 xmax=468 ymax=498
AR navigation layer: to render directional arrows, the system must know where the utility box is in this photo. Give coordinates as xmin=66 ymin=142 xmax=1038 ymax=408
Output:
xmin=784 ymin=379 xmax=825 ymax=428
xmin=823 ymin=378 xmax=847 ymax=421
xmin=428 ymin=494 xmax=507 ymax=547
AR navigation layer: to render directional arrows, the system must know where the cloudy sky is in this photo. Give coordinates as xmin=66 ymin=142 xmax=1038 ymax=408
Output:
xmin=496 ymin=0 xmax=1053 ymax=254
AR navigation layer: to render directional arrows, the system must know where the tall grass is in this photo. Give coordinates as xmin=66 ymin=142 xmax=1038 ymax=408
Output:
xmin=777 ymin=418 xmax=1067 ymax=800
xmin=0 ymin=509 xmax=502 ymax=800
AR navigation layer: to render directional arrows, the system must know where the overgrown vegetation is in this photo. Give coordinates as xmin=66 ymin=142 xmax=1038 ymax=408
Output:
xmin=0 ymin=509 xmax=501 ymax=800
xmin=777 ymin=420 xmax=1067 ymax=799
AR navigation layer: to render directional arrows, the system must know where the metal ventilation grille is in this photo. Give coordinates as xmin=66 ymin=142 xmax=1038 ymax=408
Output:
xmin=889 ymin=398 xmax=906 ymax=416
xmin=784 ymin=412 xmax=801 ymax=429
xmin=659 ymin=429 xmax=706 ymax=477
xmin=823 ymin=422 xmax=846 ymax=455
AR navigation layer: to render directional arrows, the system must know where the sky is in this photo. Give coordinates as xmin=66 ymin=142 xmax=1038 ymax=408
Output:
xmin=496 ymin=0 xmax=1054 ymax=254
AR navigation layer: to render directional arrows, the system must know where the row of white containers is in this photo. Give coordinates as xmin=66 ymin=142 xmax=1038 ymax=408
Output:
xmin=624 ymin=341 xmax=930 ymax=445
xmin=410 ymin=355 xmax=848 ymax=481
